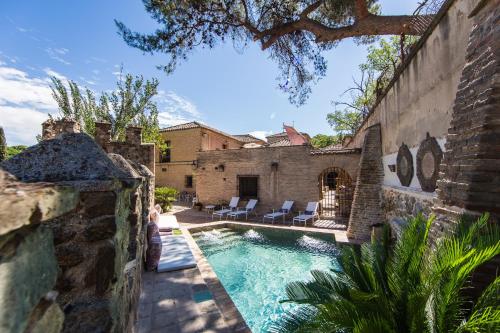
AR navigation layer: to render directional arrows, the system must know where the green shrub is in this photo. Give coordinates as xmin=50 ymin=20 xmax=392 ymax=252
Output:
xmin=154 ymin=187 xmax=179 ymax=211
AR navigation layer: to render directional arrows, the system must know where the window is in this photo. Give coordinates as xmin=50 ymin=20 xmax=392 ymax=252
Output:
xmin=160 ymin=140 xmax=171 ymax=163
xmin=185 ymin=175 xmax=193 ymax=188
xmin=238 ymin=176 xmax=258 ymax=199
xmin=222 ymin=143 xmax=228 ymax=149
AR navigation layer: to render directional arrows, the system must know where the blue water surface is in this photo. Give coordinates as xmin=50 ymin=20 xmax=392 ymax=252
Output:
xmin=192 ymin=227 xmax=340 ymax=333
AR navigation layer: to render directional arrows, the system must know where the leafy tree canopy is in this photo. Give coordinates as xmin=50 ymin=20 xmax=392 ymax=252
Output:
xmin=116 ymin=0 xmax=433 ymax=105
xmin=310 ymin=133 xmax=340 ymax=148
xmin=50 ymin=71 xmax=163 ymax=146
xmin=6 ymin=145 xmax=28 ymax=160
xmin=327 ymin=35 xmax=416 ymax=139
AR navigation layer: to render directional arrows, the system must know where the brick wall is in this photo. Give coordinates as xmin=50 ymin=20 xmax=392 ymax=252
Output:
xmin=196 ymin=145 xmax=360 ymax=214
xmin=433 ymin=0 xmax=500 ymax=234
xmin=347 ymin=124 xmax=384 ymax=240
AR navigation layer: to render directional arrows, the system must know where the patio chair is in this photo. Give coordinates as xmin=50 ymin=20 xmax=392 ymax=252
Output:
xmin=292 ymin=202 xmax=319 ymax=226
xmin=227 ymin=199 xmax=258 ymax=221
xmin=262 ymin=200 xmax=294 ymax=224
xmin=212 ymin=197 xmax=240 ymax=220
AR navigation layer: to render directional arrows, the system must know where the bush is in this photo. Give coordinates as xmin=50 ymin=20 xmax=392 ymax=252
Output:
xmin=154 ymin=187 xmax=179 ymax=211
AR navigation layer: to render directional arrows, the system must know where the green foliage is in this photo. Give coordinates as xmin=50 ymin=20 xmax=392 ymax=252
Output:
xmin=310 ymin=134 xmax=341 ymax=148
xmin=114 ymin=0 xmax=432 ymax=106
xmin=6 ymin=145 xmax=28 ymax=159
xmin=272 ymin=213 xmax=500 ymax=333
xmin=0 ymin=127 xmax=6 ymax=162
xmin=50 ymin=70 xmax=162 ymax=146
xmin=326 ymin=109 xmax=363 ymax=137
xmin=327 ymin=35 xmax=418 ymax=138
xmin=154 ymin=187 xmax=179 ymax=211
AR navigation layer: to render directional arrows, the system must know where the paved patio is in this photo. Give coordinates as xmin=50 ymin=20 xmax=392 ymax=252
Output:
xmin=135 ymin=204 xmax=356 ymax=333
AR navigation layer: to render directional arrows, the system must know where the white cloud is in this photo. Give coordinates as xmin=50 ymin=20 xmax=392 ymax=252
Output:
xmin=0 ymin=106 xmax=47 ymax=145
xmin=0 ymin=64 xmax=57 ymax=145
xmin=43 ymin=67 xmax=67 ymax=81
xmin=248 ymin=130 xmax=272 ymax=141
xmin=270 ymin=112 xmax=276 ymax=120
xmin=45 ymin=47 xmax=71 ymax=65
xmin=156 ymin=91 xmax=202 ymax=127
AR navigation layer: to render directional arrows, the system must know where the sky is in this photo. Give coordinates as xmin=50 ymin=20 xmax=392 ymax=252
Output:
xmin=0 ymin=0 xmax=419 ymax=146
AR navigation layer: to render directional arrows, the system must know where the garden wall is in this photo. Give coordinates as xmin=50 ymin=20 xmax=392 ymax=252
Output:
xmin=343 ymin=0 xmax=491 ymax=238
xmin=0 ymin=130 xmax=154 ymax=332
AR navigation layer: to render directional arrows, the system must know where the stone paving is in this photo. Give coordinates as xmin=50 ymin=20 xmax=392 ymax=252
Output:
xmin=136 ymin=268 xmax=234 ymax=333
xmin=135 ymin=204 xmax=356 ymax=333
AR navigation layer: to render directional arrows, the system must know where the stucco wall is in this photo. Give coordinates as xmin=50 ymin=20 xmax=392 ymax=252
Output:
xmin=158 ymin=128 xmax=202 ymax=162
xmin=196 ymin=146 xmax=360 ymax=214
xmin=156 ymin=163 xmax=196 ymax=192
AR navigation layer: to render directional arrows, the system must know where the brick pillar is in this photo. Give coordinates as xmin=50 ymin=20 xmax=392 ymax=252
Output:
xmin=432 ymin=0 xmax=500 ymax=236
xmin=347 ymin=123 xmax=384 ymax=240
xmin=94 ymin=122 xmax=112 ymax=150
xmin=42 ymin=119 xmax=81 ymax=140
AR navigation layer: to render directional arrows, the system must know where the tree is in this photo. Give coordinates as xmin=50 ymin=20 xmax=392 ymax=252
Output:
xmin=50 ymin=71 xmax=163 ymax=146
xmin=310 ymin=134 xmax=340 ymax=148
xmin=0 ymin=127 xmax=6 ymax=162
xmin=6 ymin=145 xmax=27 ymax=159
xmin=271 ymin=213 xmax=500 ymax=333
xmin=326 ymin=35 xmax=416 ymax=138
xmin=116 ymin=0 xmax=433 ymax=105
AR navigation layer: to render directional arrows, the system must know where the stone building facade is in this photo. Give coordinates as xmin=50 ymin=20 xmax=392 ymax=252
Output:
xmin=344 ymin=0 xmax=499 ymax=239
xmin=156 ymin=122 xmax=246 ymax=192
xmin=0 ymin=126 xmax=154 ymax=332
xmin=196 ymin=145 xmax=360 ymax=215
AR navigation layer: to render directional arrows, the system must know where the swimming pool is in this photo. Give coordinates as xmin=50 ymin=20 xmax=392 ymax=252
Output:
xmin=192 ymin=227 xmax=341 ymax=333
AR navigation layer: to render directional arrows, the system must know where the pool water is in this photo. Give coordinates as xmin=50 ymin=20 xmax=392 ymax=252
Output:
xmin=192 ymin=227 xmax=340 ymax=333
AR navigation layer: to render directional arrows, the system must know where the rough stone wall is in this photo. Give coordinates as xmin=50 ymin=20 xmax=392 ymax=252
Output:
xmin=433 ymin=0 xmax=500 ymax=235
xmin=196 ymin=145 xmax=360 ymax=214
xmin=0 ymin=170 xmax=78 ymax=333
xmin=42 ymin=118 xmax=81 ymax=140
xmin=347 ymin=124 xmax=384 ymax=240
xmin=0 ymin=133 xmax=154 ymax=333
xmin=382 ymin=186 xmax=434 ymax=236
xmin=95 ymin=122 xmax=156 ymax=175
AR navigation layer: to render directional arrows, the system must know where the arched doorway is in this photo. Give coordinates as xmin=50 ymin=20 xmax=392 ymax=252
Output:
xmin=318 ymin=167 xmax=354 ymax=220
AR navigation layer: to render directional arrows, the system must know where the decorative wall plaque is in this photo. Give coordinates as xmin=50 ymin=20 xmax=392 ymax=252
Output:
xmin=396 ymin=143 xmax=414 ymax=187
xmin=416 ymin=133 xmax=443 ymax=192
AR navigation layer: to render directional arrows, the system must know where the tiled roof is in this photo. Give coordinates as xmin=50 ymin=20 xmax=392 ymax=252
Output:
xmin=310 ymin=147 xmax=361 ymax=155
xmin=160 ymin=121 xmax=243 ymax=142
xmin=266 ymin=131 xmax=310 ymax=144
xmin=268 ymin=138 xmax=293 ymax=147
xmin=232 ymin=134 xmax=266 ymax=143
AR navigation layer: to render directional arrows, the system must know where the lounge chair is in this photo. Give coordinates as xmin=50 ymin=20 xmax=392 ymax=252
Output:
xmin=227 ymin=199 xmax=258 ymax=221
xmin=262 ymin=200 xmax=294 ymax=224
xmin=292 ymin=202 xmax=319 ymax=226
xmin=212 ymin=197 xmax=240 ymax=220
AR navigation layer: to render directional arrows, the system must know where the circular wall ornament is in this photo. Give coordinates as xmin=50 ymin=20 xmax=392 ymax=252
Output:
xmin=416 ymin=133 xmax=443 ymax=192
xmin=396 ymin=143 xmax=414 ymax=187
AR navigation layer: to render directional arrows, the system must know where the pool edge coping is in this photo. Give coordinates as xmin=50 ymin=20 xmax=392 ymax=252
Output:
xmin=182 ymin=227 xmax=251 ymax=333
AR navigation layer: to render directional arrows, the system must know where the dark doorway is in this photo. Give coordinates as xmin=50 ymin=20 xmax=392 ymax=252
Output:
xmin=319 ymin=167 xmax=354 ymax=219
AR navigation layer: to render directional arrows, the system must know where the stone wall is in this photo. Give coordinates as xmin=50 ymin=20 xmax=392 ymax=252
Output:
xmin=41 ymin=120 xmax=155 ymax=176
xmin=433 ymin=0 xmax=500 ymax=235
xmin=0 ymin=133 xmax=154 ymax=333
xmin=347 ymin=124 xmax=384 ymax=240
xmin=196 ymin=145 xmax=360 ymax=214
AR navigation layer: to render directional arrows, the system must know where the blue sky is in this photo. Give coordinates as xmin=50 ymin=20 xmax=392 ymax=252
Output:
xmin=0 ymin=0 xmax=419 ymax=146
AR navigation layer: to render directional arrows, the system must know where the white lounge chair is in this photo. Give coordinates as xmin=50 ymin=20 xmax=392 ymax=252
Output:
xmin=292 ymin=202 xmax=319 ymax=226
xmin=212 ymin=197 xmax=240 ymax=220
xmin=228 ymin=199 xmax=258 ymax=221
xmin=262 ymin=200 xmax=294 ymax=224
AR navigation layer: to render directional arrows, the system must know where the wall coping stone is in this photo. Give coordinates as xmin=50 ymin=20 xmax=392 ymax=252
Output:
xmin=382 ymin=185 xmax=437 ymax=201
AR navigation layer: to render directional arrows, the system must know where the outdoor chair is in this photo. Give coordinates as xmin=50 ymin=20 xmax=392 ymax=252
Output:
xmin=262 ymin=200 xmax=294 ymax=224
xmin=212 ymin=197 xmax=240 ymax=220
xmin=227 ymin=199 xmax=258 ymax=221
xmin=292 ymin=202 xmax=319 ymax=226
